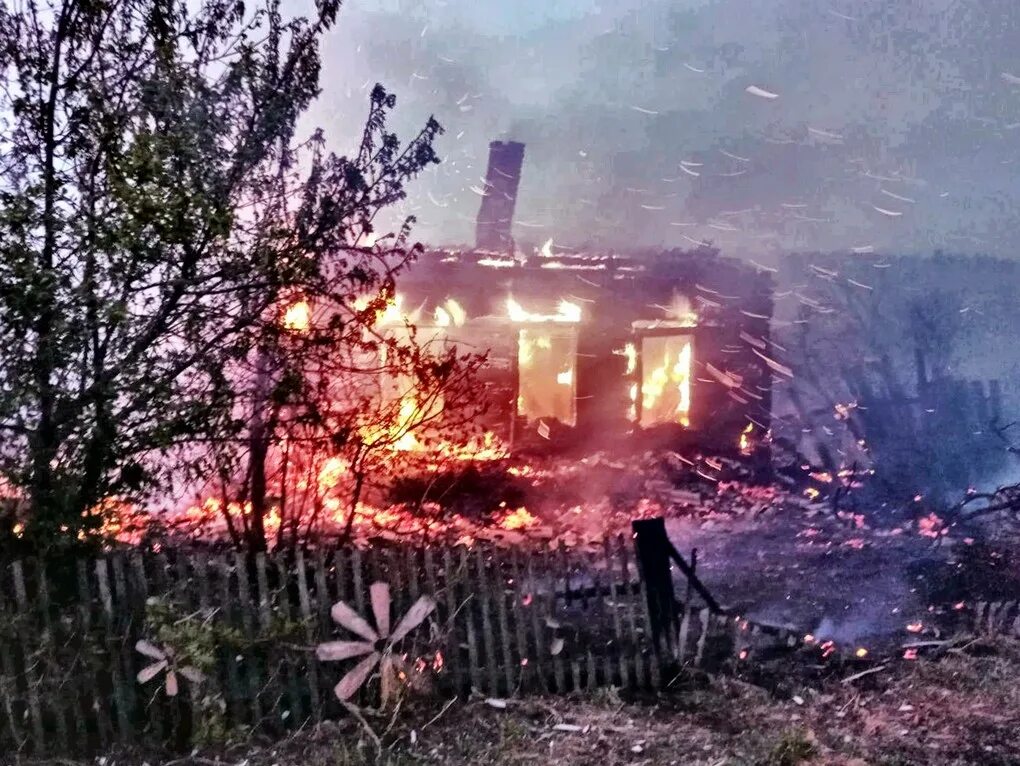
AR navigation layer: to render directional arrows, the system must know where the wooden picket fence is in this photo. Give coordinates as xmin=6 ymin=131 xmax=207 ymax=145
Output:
xmin=0 ymin=538 xmax=798 ymax=757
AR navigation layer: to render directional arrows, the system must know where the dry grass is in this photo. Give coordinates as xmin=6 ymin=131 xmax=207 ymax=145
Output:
xmin=13 ymin=639 xmax=1020 ymax=766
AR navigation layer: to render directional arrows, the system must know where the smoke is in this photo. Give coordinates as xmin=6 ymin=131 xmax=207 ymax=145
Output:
xmin=306 ymin=0 xmax=1020 ymax=255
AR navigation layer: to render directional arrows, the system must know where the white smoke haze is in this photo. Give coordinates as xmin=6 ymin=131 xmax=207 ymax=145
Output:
xmin=303 ymin=0 xmax=1020 ymax=255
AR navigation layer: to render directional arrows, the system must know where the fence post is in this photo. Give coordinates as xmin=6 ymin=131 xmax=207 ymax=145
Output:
xmin=631 ymin=518 xmax=676 ymax=653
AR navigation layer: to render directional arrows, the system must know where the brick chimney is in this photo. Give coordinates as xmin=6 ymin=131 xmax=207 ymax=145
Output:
xmin=475 ymin=140 xmax=525 ymax=252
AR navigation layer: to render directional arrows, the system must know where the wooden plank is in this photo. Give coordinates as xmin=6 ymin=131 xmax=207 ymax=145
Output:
xmin=351 ymin=549 xmax=366 ymax=617
xmin=693 ymin=608 xmax=712 ymax=666
xmin=195 ymin=551 xmax=211 ymax=612
xmin=35 ymin=561 xmax=72 ymax=753
xmin=635 ymin=567 xmax=662 ymax=688
xmin=523 ymin=549 xmax=548 ymax=693
xmin=676 ymin=607 xmax=693 ymax=664
xmin=588 ymin=548 xmax=613 ymax=687
xmin=441 ymin=548 xmax=467 ymax=695
xmin=459 ymin=548 xmax=482 ymax=694
xmin=255 ymin=553 xmax=285 ymax=725
xmin=508 ymin=549 xmax=532 ymax=692
xmin=332 ymin=549 xmax=349 ymax=608
xmin=603 ymin=537 xmax=628 ymax=688
xmin=96 ymin=558 xmax=133 ymax=743
xmin=41 ymin=558 xmax=81 ymax=750
xmin=314 ymin=550 xmax=331 ymax=625
xmin=110 ymin=555 xmax=140 ymax=737
xmin=0 ymin=628 xmax=24 ymax=752
xmin=214 ymin=555 xmax=247 ymax=730
xmin=474 ymin=547 xmax=501 ymax=696
xmin=405 ymin=547 xmax=421 ymax=602
xmin=274 ymin=555 xmax=305 ymax=727
xmin=0 ymin=565 xmax=26 ymax=751
xmin=490 ymin=549 xmax=516 ymax=695
xmin=77 ymin=559 xmax=112 ymax=748
xmin=128 ymin=554 xmax=156 ymax=747
xmin=541 ymin=546 xmax=567 ymax=694
xmin=423 ymin=547 xmax=439 ymax=601
xmin=558 ymin=541 xmax=571 ymax=607
xmin=295 ymin=551 xmax=322 ymax=721
xmin=586 ymin=651 xmax=598 ymax=691
xmin=233 ymin=552 xmax=263 ymax=727
xmin=618 ymin=535 xmax=645 ymax=687
xmin=12 ymin=561 xmax=47 ymax=751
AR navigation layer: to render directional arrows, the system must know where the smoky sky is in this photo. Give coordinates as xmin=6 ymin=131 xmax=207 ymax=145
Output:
xmin=307 ymin=0 xmax=1020 ymax=257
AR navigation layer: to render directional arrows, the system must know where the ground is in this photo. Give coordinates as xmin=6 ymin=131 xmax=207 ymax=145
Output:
xmin=31 ymin=638 xmax=1020 ymax=766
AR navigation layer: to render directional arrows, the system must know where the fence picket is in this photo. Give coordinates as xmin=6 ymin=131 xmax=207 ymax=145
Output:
xmin=617 ymin=536 xmax=645 ymax=687
xmin=458 ymin=548 xmax=482 ymax=694
xmin=233 ymin=552 xmax=263 ymax=727
xmin=601 ymin=538 xmax=627 ymax=688
xmin=0 ymin=537 xmax=770 ymax=757
xmin=295 ymin=551 xmax=322 ymax=721
xmin=214 ymin=555 xmax=247 ymax=729
xmin=11 ymin=561 xmax=46 ymax=750
xmin=95 ymin=558 xmax=133 ymax=743
xmin=523 ymin=549 xmax=548 ymax=693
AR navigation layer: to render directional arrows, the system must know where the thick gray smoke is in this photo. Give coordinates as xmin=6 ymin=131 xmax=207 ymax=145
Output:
xmin=307 ymin=0 xmax=1020 ymax=256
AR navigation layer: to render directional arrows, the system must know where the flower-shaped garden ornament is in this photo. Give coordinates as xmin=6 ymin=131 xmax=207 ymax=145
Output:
xmin=317 ymin=582 xmax=436 ymax=704
xmin=135 ymin=640 xmax=204 ymax=697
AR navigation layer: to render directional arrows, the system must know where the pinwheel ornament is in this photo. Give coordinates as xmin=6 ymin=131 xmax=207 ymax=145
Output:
xmin=135 ymin=640 xmax=205 ymax=697
xmin=317 ymin=582 xmax=437 ymax=704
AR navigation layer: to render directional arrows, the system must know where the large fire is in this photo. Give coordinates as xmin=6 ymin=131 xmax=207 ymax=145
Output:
xmin=509 ymin=297 xmax=582 ymax=427
xmin=638 ymin=334 xmax=693 ymax=428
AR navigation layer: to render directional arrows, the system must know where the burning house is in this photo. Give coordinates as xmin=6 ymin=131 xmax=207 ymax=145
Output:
xmin=397 ymin=141 xmax=777 ymax=456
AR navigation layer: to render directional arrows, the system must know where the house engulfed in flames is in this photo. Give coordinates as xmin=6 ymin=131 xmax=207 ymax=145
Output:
xmin=394 ymin=141 xmax=777 ymax=455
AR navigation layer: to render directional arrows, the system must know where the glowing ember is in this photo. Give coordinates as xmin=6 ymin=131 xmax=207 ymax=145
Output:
xmin=499 ymin=507 xmax=539 ymax=531
xmin=739 ymin=423 xmax=754 ymax=454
